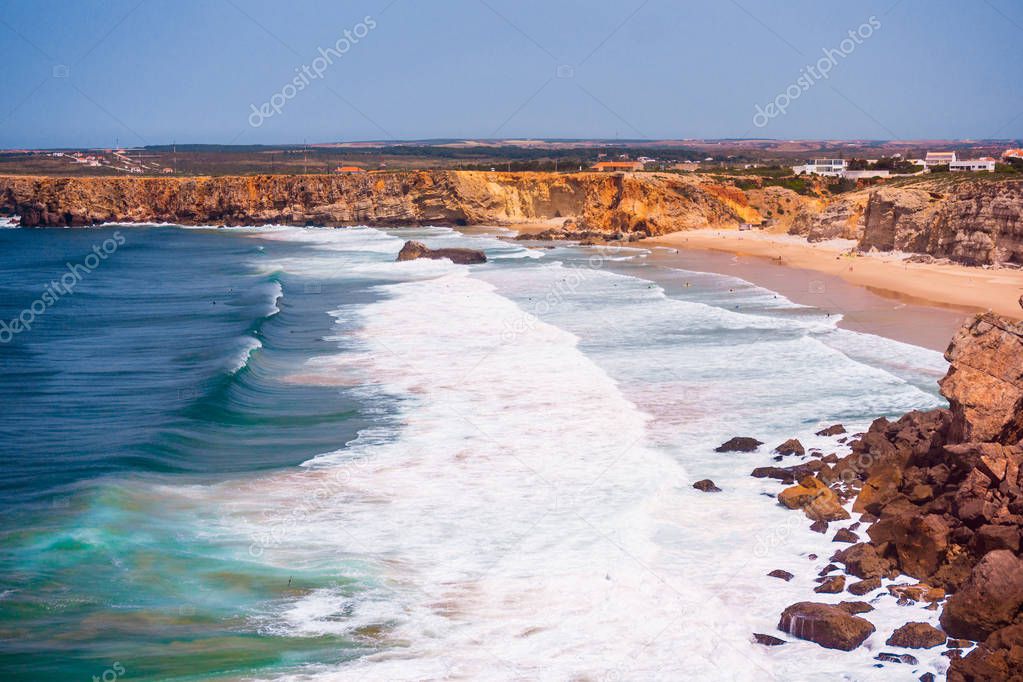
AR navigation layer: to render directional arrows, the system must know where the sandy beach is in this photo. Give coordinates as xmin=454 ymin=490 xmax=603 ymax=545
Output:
xmin=644 ymin=228 xmax=1023 ymax=321
xmin=497 ymin=224 xmax=1010 ymax=351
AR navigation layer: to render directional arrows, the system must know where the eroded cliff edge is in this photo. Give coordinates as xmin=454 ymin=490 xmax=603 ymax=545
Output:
xmin=2 ymin=172 xmax=1021 ymax=266
xmin=0 ymin=171 xmax=760 ymax=237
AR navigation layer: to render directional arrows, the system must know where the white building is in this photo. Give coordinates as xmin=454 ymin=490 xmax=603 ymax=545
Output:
xmin=843 ymin=170 xmax=891 ymax=180
xmin=792 ymin=159 xmax=848 ymax=176
xmin=950 ymin=157 xmax=996 ymax=172
xmin=924 ymin=151 xmax=957 ymax=167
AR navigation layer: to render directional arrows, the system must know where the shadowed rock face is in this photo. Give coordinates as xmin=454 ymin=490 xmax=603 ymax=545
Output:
xmin=860 ymin=180 xmax=1023 ymax=265
xmin=941 ymin=550 xmax=1023 ymax=641
xmin=395 ymin=240 xmax=486 ymax=265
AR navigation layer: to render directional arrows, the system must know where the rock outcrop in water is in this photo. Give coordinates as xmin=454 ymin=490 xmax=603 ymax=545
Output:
xmin=396 ymin=240 xmax=486 ymax=264
xmin=778 ymin=602 xmax=875 ymax=650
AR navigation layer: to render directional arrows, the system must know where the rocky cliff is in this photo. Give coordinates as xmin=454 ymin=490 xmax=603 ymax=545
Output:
xmin=765 ymin=311 xmax=1023 ymax=676
xmin=788 ymin=191 xmax=868 ymax=243
xmin=859 ymin=180 xmax=1023 ymax=265
xmin=0 ymin=171 xmax=762 ymax=236
xmin=5 ymin=171 xmax=1021 ymax=266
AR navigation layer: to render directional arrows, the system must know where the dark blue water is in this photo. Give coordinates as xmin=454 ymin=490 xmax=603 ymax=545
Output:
xmin=0 ymin=226 xmax=374 ymax=501
xmin=0 ymin=226 xmax=381 ymax=681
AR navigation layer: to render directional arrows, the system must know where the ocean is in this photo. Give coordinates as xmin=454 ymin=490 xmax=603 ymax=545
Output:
xmin=0 ymin=224 xmax=951 ymax=681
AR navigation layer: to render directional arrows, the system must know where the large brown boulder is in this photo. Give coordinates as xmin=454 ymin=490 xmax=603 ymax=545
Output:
xmin=835 ymin=542 xmax=893 ymax=580
xmin=396 ymin=240 xmax=487 ymax=264
xmin=833 ymin=410 xmax=951 ymax=486
xmin=853 ymin=465 xmax=903 ymax=514
xmin=867 ymin=512 xmax=951 ymax=579
xmin=940 ymin=550 xmax=1023 ymax=641
xmin=886 ymin=622 xmax=946 ymax=649
xmin=948 ymin=623 xmax=1023 ymax=682
xmin=778 ymin=602 xmax=875 ymax=651
xmin=778 ymin=476 xmax=850 ymax=521
xmin=940 ymin=313 xmax=1023 ymax=444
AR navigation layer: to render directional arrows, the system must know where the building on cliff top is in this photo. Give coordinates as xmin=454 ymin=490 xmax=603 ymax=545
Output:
xmin=335 ymin=165 xmax=366 ymax=173
xmin=591 ymin=161 xmax=644 ymax=172
xmin=791 ymin=159 xmax=847 ymax=176
xmin=950 ymin=157 xmax=996 ymax=172
xmin=1002 ymin=149 xmax=1023 ymax=160
xmin=924 ymin=151 xmax=957 ymax=167
xmin=843 ymin=169 xmax=891 ymax=179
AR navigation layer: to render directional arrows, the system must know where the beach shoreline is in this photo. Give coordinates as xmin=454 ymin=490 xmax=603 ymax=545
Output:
xmin=635 ymin=242 xmax=973 ymax=352
xmin=495 ymin=225 xmax=987 ymax=352
xmin=644 ymin=228 xmax=1023 ymax=319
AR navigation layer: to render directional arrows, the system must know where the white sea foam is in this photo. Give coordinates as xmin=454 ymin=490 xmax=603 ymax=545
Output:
xmin=228 ymin=268 xmax=769 ymax=681
xmin=177 ymin=225 xmax=952 ymax=680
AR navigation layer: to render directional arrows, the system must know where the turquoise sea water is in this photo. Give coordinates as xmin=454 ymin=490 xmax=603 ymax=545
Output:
xmin=0 ymin=226 xmax=380 ymax=680
xmin=0 ymin=224 xmax=952 ymax=681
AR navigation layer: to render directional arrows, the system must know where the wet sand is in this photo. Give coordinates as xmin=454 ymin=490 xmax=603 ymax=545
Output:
xmin=646 ymin=229 xmax=1023 ymax=322
xmin=489 ymin=225 xmax=983 ymax=352
xmin=637 ymin=245 xmax=970 ymax=352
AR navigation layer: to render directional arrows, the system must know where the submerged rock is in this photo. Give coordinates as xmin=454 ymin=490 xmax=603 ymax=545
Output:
xmin=816 ymin=424 xmax=847 ymax=437
xmin=875 ymin=652 xmax=919 ymax=665
xmin=751 ymin=466 xmax=796 ymax=484
xmin=778 ymin=602 xmax=875 ymax=651
xmin=692 ymin=479 xmax=721 ymax=493
xmin=396 ymin=240 xmax=487 ymax=264
xmin=715 ymin=436 xmax=763 ymax=453
xmin=774 ymin=438 xmax=805 ymax=456
xmin=752 ymin=633 xmax=786 ymax=646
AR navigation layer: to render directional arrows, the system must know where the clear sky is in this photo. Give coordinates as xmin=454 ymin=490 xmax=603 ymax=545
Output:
xmin=1 ymin=0 xmax=1021 ymax=148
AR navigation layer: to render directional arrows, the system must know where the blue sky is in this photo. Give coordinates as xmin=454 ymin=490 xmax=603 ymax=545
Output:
xmin=1 ymin=0 xmax=1021 ymax=147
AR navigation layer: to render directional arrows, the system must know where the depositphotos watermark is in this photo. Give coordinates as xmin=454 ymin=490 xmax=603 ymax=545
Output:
xmin=91 ymin=661 xmax=126 ymax=682
xmin=752 ymin=16 xmax=880 ymax=128
xmin=248 ymin=16 xmax=377 ymax=128
xmin=0 ymin=231 xmax=125 ymax=344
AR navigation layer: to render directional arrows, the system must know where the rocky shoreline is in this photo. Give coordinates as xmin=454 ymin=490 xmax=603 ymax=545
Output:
xmin=732 ymin=312 xmax=1023 ymax=679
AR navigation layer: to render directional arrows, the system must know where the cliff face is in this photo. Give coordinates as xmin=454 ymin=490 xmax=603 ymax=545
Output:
xmin=789 ymin=191 xmax=869 ymax=242
xmin=860 ymin=180 xmax=1023 ymax=265
xmin=5 ymin=172 xmax=1020 ymax=266
xmin=0 ymin=171 xmax=761 ymax=236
